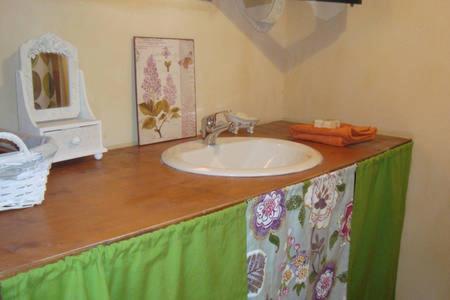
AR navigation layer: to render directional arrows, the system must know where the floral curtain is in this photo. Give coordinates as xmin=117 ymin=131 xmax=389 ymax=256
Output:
xmin=247 ymin=165 xmax=356 ymax=300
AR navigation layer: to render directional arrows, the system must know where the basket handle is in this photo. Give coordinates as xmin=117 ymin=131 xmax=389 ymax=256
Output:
xmin=0 ymin=132 xmax=31 ymax=155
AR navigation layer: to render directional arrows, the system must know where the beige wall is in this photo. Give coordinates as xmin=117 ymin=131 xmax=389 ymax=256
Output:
xmin=1 ymin=0 xmax=448 ymax=299
xmin=0 ymin=0 xmax=286 ymax=147
xmin=285 ymin=1 xmax=450 ymax=299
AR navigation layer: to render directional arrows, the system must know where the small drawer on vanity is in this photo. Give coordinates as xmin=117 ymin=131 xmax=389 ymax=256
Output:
xmin=44 ymin=124 xmax=103 ymax=162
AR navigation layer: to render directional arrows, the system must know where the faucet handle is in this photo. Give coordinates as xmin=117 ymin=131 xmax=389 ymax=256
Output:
xmin=211 ymin=110 xmax=230 ymax=123
xmin=201 ymin=110 xmax=230 ymax=137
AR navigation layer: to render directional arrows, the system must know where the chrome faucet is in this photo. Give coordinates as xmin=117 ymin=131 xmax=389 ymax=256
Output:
xmin=200 ymin=111 xmax=231 ymax=145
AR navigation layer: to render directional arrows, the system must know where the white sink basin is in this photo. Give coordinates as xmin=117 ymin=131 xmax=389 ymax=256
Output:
xmin=161 ymin=137 xmax=322 ymax=177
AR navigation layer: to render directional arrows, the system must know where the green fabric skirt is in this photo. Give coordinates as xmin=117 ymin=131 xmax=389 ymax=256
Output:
xmin=0 ymin=203 xmax=248 ymax=300
xmin=348 ymin=142 xmax=412 ymax=300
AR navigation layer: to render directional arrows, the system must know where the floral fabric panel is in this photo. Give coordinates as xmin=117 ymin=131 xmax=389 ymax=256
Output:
xmin=247 ymin=165 xmax=356 ymax=300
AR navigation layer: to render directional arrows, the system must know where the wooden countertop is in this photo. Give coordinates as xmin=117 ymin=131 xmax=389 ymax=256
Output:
xmin=0 ymin=121 xmax=410 ymax=280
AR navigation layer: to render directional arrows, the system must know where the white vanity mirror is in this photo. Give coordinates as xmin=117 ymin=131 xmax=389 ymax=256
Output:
xmin=236 ymin=0 xmax=286 ymax=32
xmin=16 ymin=33 xmax=106 ymax=162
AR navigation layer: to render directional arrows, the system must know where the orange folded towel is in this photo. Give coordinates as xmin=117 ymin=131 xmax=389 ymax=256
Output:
xmin=289 ymin=123 xmax=377 ymax=147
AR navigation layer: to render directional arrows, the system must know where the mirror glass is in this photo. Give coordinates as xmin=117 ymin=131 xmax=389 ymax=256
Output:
xmin=31 ymin=53 xmax=70 ymax=110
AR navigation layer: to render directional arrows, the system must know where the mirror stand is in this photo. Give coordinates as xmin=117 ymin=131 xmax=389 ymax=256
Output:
xmin=16 ymin=33 xmax=106 ymax=162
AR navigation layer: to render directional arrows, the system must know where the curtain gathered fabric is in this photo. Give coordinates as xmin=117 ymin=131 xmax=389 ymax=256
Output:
xmin=0 ymin=203 xmax=248 ymax=300
xmin=348 ymin=142 xmax=412 ymax=300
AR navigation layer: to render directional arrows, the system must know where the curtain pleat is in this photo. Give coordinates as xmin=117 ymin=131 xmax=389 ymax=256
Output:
xmin=1 ymin=203 xmax=247 ymax=300
xmin=348 ymin=142 xmax=413 ymax=300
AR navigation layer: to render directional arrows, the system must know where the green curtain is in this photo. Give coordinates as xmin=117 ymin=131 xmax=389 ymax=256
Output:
xmin=0 ymin=203 xmax=247 ymax=300
xmin=348 ymin=142 xmax=413 ymax=300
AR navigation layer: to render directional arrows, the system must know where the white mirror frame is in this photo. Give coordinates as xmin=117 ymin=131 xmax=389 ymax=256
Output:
xmin=236 ymin=0 xmax=286 ymax=32
xmin=18 ymin=33 xmax=80 ymax=122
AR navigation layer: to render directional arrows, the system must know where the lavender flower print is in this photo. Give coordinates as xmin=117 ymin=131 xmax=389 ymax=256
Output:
xmin=163 ymin=74 xmax=177 ymax=105
xmin=161 ymin=46 xmax=170 ymax=59
xmin=139 ymin=54 xmax=180 ymax=138
xmin=141 ymin=55 xmax=161 ymax=103
xmin=252 ymin=190 xmax=286 ymax=238
xmin=162 ymin=46 xmax=172 ymax=72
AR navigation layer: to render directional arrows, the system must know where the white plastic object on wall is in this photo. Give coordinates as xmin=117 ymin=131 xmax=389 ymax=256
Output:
xmin=236 ymin=0 xmax=286 ymax=32
xmin=16 ymin=33 xmax=106 ymax=162
xmin=309 ymin=2 xmax=347 ymax=21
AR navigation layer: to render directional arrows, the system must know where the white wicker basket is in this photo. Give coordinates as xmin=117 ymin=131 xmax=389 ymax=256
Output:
xmin=0 ymin=132 xmax=57 ymax=211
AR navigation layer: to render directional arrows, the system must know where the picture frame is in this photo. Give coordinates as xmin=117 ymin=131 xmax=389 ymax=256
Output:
xmin=133 ymin=37 xmax=197 ymax=145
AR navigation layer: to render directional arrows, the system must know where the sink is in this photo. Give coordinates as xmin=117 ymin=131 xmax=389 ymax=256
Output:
xmin=161 ymin=137 xmax=322 ymax=177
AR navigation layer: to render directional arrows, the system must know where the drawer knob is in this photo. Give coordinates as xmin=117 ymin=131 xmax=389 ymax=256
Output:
xmin=71 ymin=136 xmax=81 ymax=145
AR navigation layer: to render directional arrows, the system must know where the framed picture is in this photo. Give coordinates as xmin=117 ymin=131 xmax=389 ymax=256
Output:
xmin=133 ymin=37 xmax=197 ymax=145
